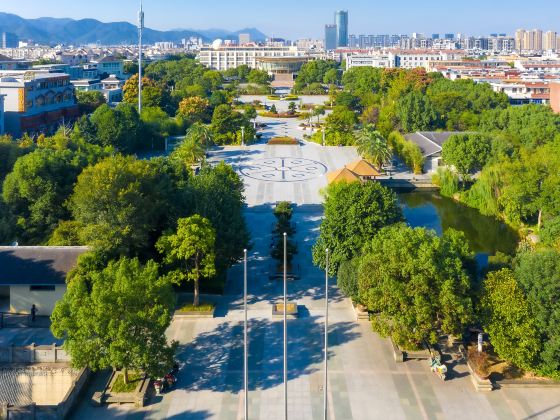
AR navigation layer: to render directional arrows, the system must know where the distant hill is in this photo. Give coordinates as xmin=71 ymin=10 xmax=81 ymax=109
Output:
xmin=0 ymin=12 xmax=268 ymax=45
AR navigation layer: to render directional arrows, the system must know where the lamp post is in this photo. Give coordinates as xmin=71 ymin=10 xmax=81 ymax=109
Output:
xmin=324 ymin=248 xmax=329 ymax=420
xmin=243 ymin=249 xmax=248 ymax=420
xmin=241 ymin=126 xmax=245 ymax=147
xmin=283 ymin=232 xmax=288 ymax=420
xmin=137 ymin=0 xmax=144 ymax=113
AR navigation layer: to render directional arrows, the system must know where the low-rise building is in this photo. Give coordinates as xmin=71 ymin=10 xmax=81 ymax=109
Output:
xmin=346 ymin=54 xmax=396 ymax=69
xmin=198 ymin=45 xmax=306 ymax=71
xmin=101 ymin=74 xmax=124 ymax=103
xmin=551 ymin=82 xmax=560 ymax=113
xmin=404 ymin=131 xmax=462 ymax=173
xmin=94 ymin=56 xmax=125 ymax=78
xmin=0 ymin=70 xmax=79 ymax=137
xmin=0 ymin=246 xmax=89 ymax=316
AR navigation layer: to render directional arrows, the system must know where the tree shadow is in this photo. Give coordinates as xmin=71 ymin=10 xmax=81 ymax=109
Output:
xmin=174 ymin=317 xmax=360 ymax=393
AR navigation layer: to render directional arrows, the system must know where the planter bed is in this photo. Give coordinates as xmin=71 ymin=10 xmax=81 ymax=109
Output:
xmin=272 ymin=302 xmax=299 ymax=318
xmin=92 ymin=370 xmax=151 ymax=407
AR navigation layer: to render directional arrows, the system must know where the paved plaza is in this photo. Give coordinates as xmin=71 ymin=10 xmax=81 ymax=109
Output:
xmin=69 ymin=116 xmax=560 ymax=419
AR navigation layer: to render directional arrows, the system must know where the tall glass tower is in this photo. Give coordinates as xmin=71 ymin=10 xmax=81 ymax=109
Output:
xmin=335 ymin=10 xmax=348 ymax=47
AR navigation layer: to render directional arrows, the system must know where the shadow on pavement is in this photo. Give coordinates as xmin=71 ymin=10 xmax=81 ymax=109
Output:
xmin=175 ymin=317 xmax=359 ymax=393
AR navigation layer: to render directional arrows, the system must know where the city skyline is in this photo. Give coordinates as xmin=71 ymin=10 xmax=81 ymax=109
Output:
xmin=1 ymin=0 xmax=559 ymax=39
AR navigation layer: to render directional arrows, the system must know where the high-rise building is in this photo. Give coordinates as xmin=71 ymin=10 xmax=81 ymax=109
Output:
xmin=515 ymin=29 xmax=526 ymax=50
xmin=444 ymin=33 xmax=455 ymax=40
xmin=544 ymin=31 xmax=558 ymax=50
xmin=335 ymin=10 xmax=348 ymax=47
xmin=1 ymin=32 xmax=18 ymax=49
xmin=238 ymin=33 xmax=251 ymax=45
xmin=325 ymin=24 xmax=337 ymax=50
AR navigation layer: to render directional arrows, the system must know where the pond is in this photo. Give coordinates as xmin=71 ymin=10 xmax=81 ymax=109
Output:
xmin=399 ymin=191 xmax=519 ymax=262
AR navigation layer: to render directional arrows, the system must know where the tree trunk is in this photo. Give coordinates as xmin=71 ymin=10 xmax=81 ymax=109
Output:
xmin=194 ymin=258 xmax=200 ymax=307
xmin=123 ymin=367 xmax=129 ymax=384
xmin=538 ymin=209 xmax=543 ymax=229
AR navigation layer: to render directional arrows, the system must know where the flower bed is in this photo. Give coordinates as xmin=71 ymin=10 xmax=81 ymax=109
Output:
xmin=268 ymin=137 xmax=299 ymax=145
xmin=259 ymin=111 xmax=300 ymax=118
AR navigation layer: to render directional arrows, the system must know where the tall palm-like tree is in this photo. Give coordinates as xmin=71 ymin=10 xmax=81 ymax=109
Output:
xmin=354 ymin=125 xmax=392 ymax=169
xmin=186 ymin=122 xmax=214 ymax=149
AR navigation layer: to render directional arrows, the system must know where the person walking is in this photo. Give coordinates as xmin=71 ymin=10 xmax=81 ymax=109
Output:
xmin=30 ymin=304 xmax=37 ymax=323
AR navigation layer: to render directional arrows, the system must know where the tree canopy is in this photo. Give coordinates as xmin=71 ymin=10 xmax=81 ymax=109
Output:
xmin=51 ymin=256 xmax=177 ymax=379
xmin=312 ymin=181 xmax=403 ymax=274
xmin=358 ymin=224 xmax=474 ymax=349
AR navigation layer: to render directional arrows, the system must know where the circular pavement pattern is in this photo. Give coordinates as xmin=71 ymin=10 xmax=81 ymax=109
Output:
xmin=240 ymin=157 xmax=328 ymax=182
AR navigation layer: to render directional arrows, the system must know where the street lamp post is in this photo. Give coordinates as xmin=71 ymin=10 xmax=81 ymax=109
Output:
xmin=324 ymin=248 xmax=329 ymax=420
xmin=322 ymin=130 xmax=326 ymax=147
xmin=283 ymin=232 xmax=288 ymax=420
xmin=241 ymin=126 xmax=245 ymax=147
xmin=244 ymin=249 xmax=248 ymax=420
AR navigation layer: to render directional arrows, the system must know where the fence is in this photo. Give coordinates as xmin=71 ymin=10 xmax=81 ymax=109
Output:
xmin=0 ymin=344 xmax=70 ymax=364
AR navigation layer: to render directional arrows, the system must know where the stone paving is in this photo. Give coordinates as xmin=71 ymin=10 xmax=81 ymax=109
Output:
xmin=70 ymin=120 xmax=560 ymax=419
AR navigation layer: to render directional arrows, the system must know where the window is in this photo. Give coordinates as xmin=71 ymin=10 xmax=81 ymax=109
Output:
xmin=30 ymin=285 xmax=55 ymax=291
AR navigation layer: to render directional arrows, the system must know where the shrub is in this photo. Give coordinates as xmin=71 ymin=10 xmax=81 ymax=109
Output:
xmin=268 ymin=137 xmax=298 ymax=145
xmin=468 ymin=346 xmax=491 ymax=378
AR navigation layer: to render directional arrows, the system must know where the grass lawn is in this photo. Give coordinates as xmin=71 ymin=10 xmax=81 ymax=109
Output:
xmin=111 ymin=371 xmax=143 ymax=393
xmin=178 ymin=302 xmax=215 ymax=312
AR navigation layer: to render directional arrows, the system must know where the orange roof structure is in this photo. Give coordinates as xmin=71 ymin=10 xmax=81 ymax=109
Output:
xmin=345 ymin=159 xmax=382 ymax=177
xmin=326 ymin=168 xmax=360 ymax=184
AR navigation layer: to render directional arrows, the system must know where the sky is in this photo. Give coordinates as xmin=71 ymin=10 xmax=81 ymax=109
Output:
xmin=1 ymin=0 xmax=559 ymax=39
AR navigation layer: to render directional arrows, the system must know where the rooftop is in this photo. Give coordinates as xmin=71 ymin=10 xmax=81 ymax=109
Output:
xmin=404 ymin=132 xmax=462 ymax=157
xmin=0 ymin=246 xmax=89 ymax=286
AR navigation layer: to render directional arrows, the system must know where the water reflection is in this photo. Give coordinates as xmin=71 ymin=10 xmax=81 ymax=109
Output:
xmin=399 ymin=191 xmax=519 ymax=257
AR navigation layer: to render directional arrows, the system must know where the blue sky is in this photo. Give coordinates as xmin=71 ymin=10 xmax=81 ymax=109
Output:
xmin=2 ymin=0 xmax=559 ymax=38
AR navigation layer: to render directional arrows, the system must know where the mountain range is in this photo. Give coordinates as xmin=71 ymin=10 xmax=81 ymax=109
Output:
xmin=0 ymin=12 xmax=268 ymax=45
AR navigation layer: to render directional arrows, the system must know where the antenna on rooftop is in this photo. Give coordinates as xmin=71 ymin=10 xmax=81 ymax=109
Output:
xmin=138 ymin=0 xmax=144 ymax=113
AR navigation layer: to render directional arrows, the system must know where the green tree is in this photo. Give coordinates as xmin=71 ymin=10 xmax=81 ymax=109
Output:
xmin=269 ymin=104 xmax=278 ymax=115
xmin=51 ymin=257 xmax=177 ymax=381
xmin=76 ymin=90 xmax=106 ymax=114
xmin=2 ymin=147 xmax=100 ymax=243
xmin=312 ymin=182 xmax=403 ymax=274
xmin=337 ymin=258 xmax=360 ymax=302
xmin=69 ymin=155 xmax=172 ymax=256
xmin=90 ymin=104 xmax=143 ymax=153
xmin=189 ymin=163 xmax=249 ymax=271
xmin=480 ymin=269 xmax=541 ymax=370
xmin=288 ymin=101 xmax=297 ymax=115
xmin=157 ymin=215 xmax=216 ymax=307
xmin=442 ymin=134 xmax=492 ymax=178
xmin=515 ymin=250 xmax=560 ymax=376
xmin=211 ymin=104 xmax=254 ymax=145
xmin=396 ymin=91 xmax=439 ymax=132
xmin=247 ymin=69 xmax=271 ymax=85
xmin=358 ymin=224 xmax=473 ymax=348
xmin=354 ymin=125 xmax=392 ymax=168
xmin=172 ymin=136 xmax=205 ymax=168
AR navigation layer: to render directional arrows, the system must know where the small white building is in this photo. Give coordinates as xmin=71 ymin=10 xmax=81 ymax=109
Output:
xmin=0 ymin=246 xmax=89 ymax=316
xmin=198 ymin=45 xmax=306 ymax=71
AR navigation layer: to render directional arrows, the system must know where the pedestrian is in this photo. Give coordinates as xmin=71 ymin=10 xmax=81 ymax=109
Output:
xmin=30 ymin=304 xmax=37 ymax=322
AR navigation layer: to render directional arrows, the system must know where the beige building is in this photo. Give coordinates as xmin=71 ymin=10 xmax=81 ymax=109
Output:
xmin=544 ymin=31 xmax=558 ymax=51
xmin=0 ymin=246 xmax=88 ymax=316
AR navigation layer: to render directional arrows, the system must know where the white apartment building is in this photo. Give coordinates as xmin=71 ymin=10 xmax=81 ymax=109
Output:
xmin=0 ymin=71 xmax=78 ymax=137
xmin=198 ymin=45 xmax=306 ymax=71
xmin=346 ymin=54 xmax=396 ymax=70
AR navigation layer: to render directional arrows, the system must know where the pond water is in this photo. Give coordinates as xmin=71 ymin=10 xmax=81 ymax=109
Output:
xmin=399 ymin=191 xmax=519 ymax=262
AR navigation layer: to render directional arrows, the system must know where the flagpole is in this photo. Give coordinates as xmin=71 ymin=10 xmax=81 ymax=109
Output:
xmin=244 ymin=249 xmax=248 ymax=420
xmin=283 ymin=232 xmax=288 ymax=420
xmin=324 ymin=248 xmax=329 ymax=420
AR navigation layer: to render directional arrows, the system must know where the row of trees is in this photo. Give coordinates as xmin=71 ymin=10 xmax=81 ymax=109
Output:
xmin=316 ymin=180 xmax=560 ymax=378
